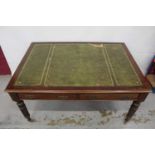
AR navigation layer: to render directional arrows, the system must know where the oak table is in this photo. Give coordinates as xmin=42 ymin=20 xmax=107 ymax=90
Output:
xmin=5 ymin=42 xmax=151 ymax=123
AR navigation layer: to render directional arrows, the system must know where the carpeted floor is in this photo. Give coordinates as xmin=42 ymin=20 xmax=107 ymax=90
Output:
xmin=1 ymin=110 xmax=155 ymax=129
xmin=1 ymin=76 xmax=155 ymax=129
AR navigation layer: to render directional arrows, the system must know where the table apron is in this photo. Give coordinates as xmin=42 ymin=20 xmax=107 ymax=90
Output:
xmin=18 ymin=93 xmax=139 ymax=100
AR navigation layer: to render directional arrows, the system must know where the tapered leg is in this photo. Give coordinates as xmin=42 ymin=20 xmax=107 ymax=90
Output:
xmin=125 ymin=101 xmax=141 ymax=123
xmin=16 ymin=100 xmax=32 ymax=121
xmin=9 ymin=93 xmax=32 ymax=121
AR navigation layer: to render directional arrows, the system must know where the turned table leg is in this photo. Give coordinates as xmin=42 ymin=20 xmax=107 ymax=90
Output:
xmin=9 ymin=93 xmax=32 ymax=121
xmin=125 ymin=101 xmax=141 ymax=123
xmin=124 ymin=93 xmax=148 ymax=123
xmin=16 ymin=100 xmax=32 ymax=121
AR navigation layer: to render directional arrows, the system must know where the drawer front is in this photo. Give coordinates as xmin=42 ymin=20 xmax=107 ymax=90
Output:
xmin=19 ymin=93 xmax=78 ymax=100
xmin=18 ymin=93 xmax=139 ymax=100
xmin=79 ymin=93 xmax=139 ymax=100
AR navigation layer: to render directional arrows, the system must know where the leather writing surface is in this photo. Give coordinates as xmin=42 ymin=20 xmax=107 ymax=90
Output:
xmin=14 ymin=43 xmax=142 ymax=87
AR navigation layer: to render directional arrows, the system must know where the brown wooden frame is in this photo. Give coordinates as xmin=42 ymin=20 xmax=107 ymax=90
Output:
xmin=5 ymin=42 xmax=151 ymax=123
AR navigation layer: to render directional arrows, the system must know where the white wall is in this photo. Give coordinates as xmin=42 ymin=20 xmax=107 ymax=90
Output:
xmin=0 ymin=26 xmax=155 ymax=73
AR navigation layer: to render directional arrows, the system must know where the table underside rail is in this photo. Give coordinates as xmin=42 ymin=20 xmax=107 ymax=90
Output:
xmin=16 ymin=93 xmax=140 ymax=100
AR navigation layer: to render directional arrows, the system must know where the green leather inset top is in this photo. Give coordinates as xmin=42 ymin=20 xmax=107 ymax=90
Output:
xmin=14 ymin=43 xmax=142 ymax=87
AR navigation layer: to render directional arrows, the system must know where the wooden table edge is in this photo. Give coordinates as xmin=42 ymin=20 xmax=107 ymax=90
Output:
xmin=6 ymin=42 xmax=151 ymax=92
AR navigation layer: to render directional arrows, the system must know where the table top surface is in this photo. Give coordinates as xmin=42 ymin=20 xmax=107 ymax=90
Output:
xmin=6 ymin=42 xmax=151 ymax=93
